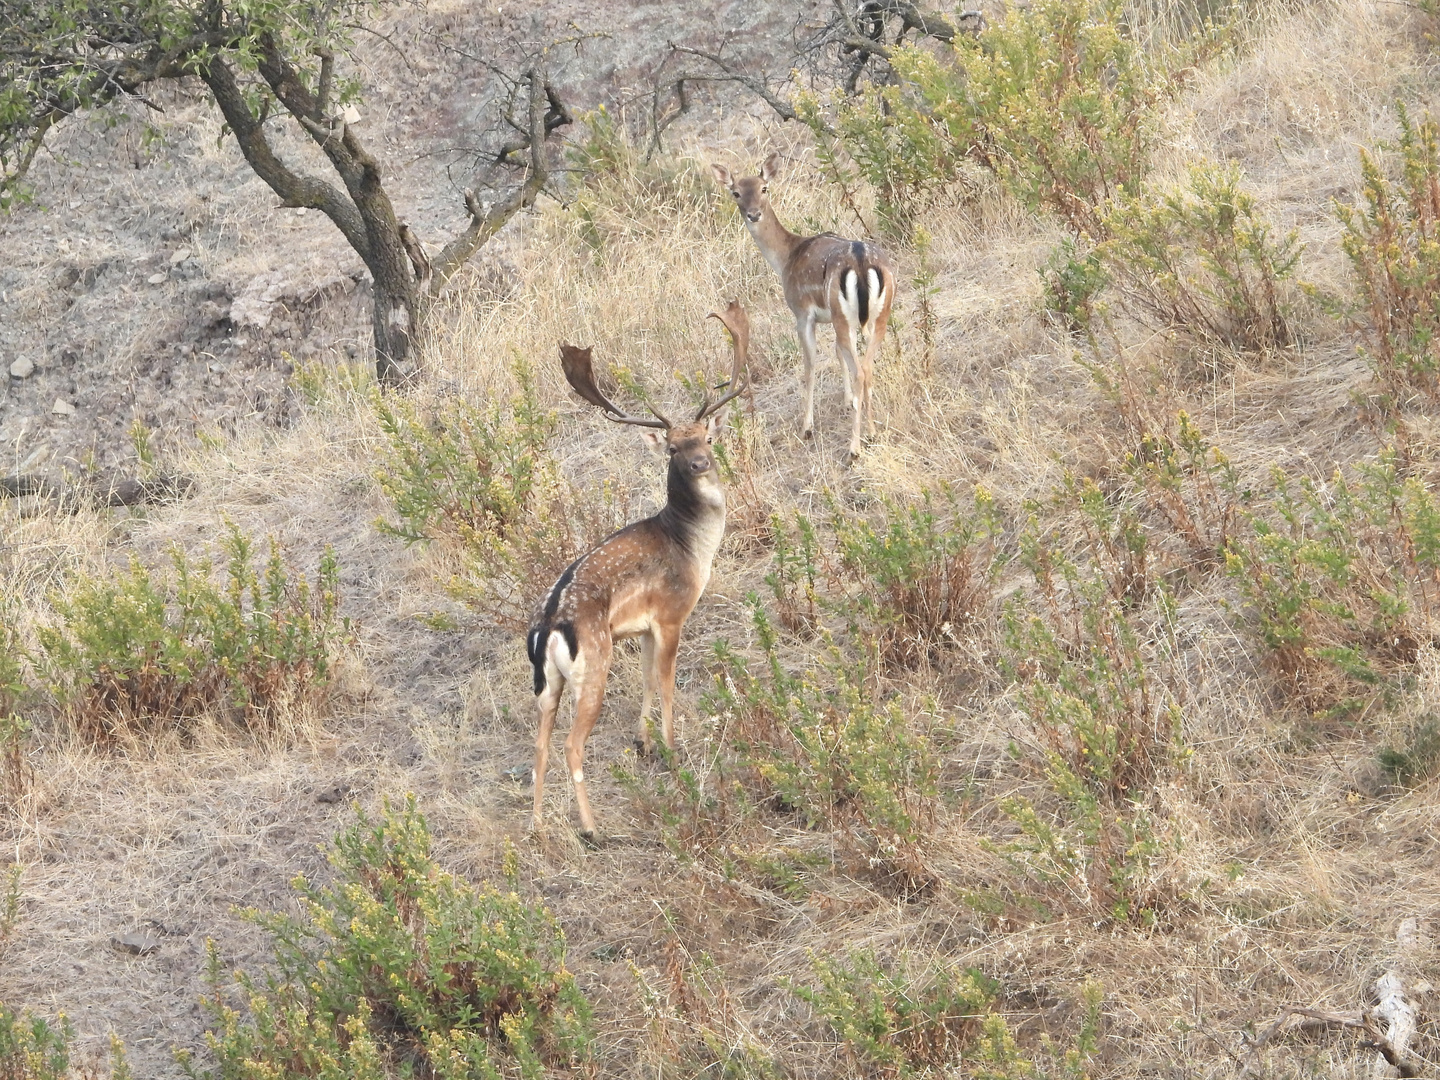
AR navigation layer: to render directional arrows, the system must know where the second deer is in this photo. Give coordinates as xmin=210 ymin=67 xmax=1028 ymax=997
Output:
xmin=712 ymin=152 xmax=894 ymax=461
xmin=528 ymin=302 xmax=750 ymax=839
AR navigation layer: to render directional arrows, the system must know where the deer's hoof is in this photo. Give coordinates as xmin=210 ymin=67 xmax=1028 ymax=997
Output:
xmin=801 ymin=426 xmax=814 ymax=442
xmin=578 ymin=828 xmax=601 ymax=849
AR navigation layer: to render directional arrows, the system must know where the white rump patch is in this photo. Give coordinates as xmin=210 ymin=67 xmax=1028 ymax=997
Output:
xmin=838 ymin=268 xmax=861 ymax=326
xmin=867 ymin=268 xmax=884 ymax=328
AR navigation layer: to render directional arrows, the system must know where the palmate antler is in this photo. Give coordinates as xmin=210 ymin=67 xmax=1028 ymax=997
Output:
xmin=559 ymin=300 xmax=751 ymax=428
xmin=558 ymin=344 xmax=669 ymax=429
xmin=697 ymin=300 xmax=750 ymax=422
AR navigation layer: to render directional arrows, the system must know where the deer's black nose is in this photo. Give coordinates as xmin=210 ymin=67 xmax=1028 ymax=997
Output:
xmin=689 ymin=455 xmax=712 ymax=475
xmin=745 ymin=211 xmax=762 ymax=223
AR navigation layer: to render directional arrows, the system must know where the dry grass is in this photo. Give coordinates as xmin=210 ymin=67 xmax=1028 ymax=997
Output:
xmin=5 ymin=1 xmax=1440 ymax=1077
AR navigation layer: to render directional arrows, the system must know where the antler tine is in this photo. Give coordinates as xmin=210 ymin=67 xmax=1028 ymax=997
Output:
xmin=559 ymin=344 xmax=668 ymax=429
xmin=697 ymin=301 xmax=750 ymax=421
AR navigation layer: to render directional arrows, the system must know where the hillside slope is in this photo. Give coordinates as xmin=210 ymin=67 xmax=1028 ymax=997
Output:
xmin=3 ymin=1 xmax=1440 ymax=1078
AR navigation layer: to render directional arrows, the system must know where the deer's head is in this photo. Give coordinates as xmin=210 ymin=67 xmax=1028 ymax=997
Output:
xmin=711 ymin=153 xmax=782 ymax=224
xmin=558 ymin=303 xmax=750 ymax=493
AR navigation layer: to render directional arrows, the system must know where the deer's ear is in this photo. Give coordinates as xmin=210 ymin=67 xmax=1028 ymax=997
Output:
xmin=710 ymin=163 xmax=733 ymax=187
xmin=759 ymin=152 xmax=783 ymax=182
xmin=639 ymin=428 xmax=668 ymax=454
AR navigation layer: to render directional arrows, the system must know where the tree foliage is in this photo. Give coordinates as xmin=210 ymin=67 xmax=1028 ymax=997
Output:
xmin=0 ymin=0 xmax=571 ymax=379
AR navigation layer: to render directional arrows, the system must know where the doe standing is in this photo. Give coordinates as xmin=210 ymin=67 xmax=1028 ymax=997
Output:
xmin=712 ymin=151 xmax=893 ymax=460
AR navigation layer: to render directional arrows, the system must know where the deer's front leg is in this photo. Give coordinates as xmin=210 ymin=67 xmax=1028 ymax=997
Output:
xmin=652 ymin=622 xmax=681 ymax=754
xmin=796 ymin=311 xmax=820 ymax=440
xmin=637 ymin=631 xmax=658 ymax=755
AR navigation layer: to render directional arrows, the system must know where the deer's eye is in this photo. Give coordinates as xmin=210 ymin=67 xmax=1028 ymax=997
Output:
xmin=732 ymin=190 xmax=740 ymax=198
xmin=761 ymin=185 xmax=768 ymax=193
xmin=667 ymin=444 xmax=679 ymax=455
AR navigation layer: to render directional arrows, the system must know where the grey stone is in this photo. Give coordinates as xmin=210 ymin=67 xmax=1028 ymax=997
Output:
xmin=9 ymin=357 xmax=33 ymax=379
xmin=111 ymin=932 xmax=161 ymax=956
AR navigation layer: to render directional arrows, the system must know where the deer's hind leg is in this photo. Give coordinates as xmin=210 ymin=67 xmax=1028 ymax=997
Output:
xmin=532 ymin=664 xmax=566 ymax=831
xmin=564 ymin=637 xmax=613 ymax=839
xmin=832 ymin=307 xmax=864 ymax=460
xmin=796 ymin=311 xmax=821 ymax=440
xmin=859 ymin=296 xmax=891 ymax=439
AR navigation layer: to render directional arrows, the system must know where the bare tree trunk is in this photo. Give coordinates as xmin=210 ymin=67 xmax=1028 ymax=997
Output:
xmin=370 ymin=268 xmax=421 ymax=381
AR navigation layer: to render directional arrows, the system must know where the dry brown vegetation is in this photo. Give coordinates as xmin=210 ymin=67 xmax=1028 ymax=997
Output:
xmin=5 ymin=0 xmax=1440 ymax=1077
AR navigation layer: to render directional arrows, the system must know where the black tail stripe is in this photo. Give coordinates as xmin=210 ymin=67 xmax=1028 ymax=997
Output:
xmin=851 ymin=240 xmax=870 ymax=327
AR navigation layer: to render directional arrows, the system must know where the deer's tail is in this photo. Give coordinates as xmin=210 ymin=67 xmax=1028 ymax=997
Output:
xmin=840 ymin=241 xmax=887 ymax=335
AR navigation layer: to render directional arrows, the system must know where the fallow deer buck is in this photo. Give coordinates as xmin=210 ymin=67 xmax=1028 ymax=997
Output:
xmin=528 ymin=302 xmax=750 ymax=839
xmin=712 ymin=151 xmax=894 ymax=460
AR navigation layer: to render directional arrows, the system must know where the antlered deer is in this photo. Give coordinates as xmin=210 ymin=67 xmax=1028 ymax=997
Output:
xmin=528 ymin=302 xmax=749 ymax=838
xmin=712 ymin=151 xmax=894 ymax=460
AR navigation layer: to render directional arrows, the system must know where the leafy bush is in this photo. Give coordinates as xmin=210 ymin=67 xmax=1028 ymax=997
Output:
xmin=448 ymin=477 xmax=636 ymax=632
xmin=1225 ymin=453 xmax=1440 ymax=712
xmin=767 ymin=488 xmax=1002 ymax=671
xmin=37 ymin=526 xmax=345 ymax=740
xmin=1335 ymin=104 xmax=1440 ymax=400
xmin=795 ymin=79 xmax=974 ymax=235
xmin=789 ymin=951 xmax=998 ymax=1078
xmin=799 ymin=0 xmax=1226 ymax=240
xmin=827 ymin=487 xmax=1002 ymax=671
xmin=997 ymin=502 xmax=1187 ymax=925
xmin=1042 ymin=238 xmax=1108 ymax=334
xmin=1099 ymin=162 xmax=1301 ymax=352
xmin=711 ymin=600 xmax=939 ymax=890
xmin=181 ymin=797 xmax=592 ymax=1080
xmin=0 ymin=1006 xmax=74 ymax=1080
xmin=1125 ymin=411 xmax=1243 ymax=573
xmin=374 ymin=361 xmax=556 ymax=546
xmin=374 ymin=359 xmax=637 ymax=632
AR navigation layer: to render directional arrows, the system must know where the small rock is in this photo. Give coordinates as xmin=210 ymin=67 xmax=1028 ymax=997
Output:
xmin=146 ymin=272 xmax=167 ymax=285
xmin=111 ymin=932 xmax=161 ymax=956
xmin=51 ymin=398 xmax=75 ymax=416
xmin=170 ymin=248 xmax=192 ymax=265
xmin=9 ymin=357 xmax=33 ymax=379
xmin=315 ymin=785 xmax=350 ymax=805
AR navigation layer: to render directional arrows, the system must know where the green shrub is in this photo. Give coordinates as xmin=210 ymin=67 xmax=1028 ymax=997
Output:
xmin=1335 ymin=103 xmax=1440 ymax=400
xmin=0 ymin=1006 xmax=73 ymax=1080
xmin=998 ymin=503 xmax=1187 ymax=925
xmin=1099 ymin=162 xmax=1301 ymax=352
xmin=1377 ymin=714 xmax=1440 ymax=787
xmin=1125 ymin=411 xmax=1244 ymax=572
xmin=767 ymin=487 xmax=1002 ymax=671
xmin=789 ymin=951 xmax=998 ymax=1078
xmin=710 ymin=600 xmax=939 ymax=889
xmin=799 ymin=0 xmax=1227 ymax=240
xmin=795 ymin=79 xmax=974 ymax=235
xmin=827 ymin=487 xmax=1002 ymax=672
xmin=1042 ymin=238 xmax=1108 ymax=334
xmin=181 ymin=797 xmax=592 ymax=1080
xmin=37 ymin=526 xmax=345 ymax=740
xmin=1225 ymin=453 xmax=1440 ymax=712
xmin=374 ymin=359 xmax=556 ymax=546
